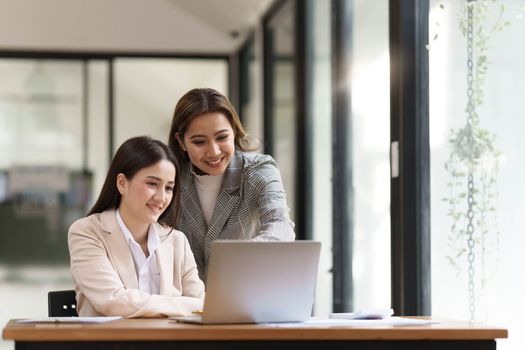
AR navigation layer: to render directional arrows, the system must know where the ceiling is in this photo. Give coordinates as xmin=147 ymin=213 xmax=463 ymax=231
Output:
xmin=0 ymin=0 xmax=275 ymax=54
xmin=168 ymin=0 xmax=274 ymax=41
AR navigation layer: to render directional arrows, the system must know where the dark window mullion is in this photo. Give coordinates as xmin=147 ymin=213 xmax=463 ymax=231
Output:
xmin=262 ymin=12 xmax=275 ymax=155
xmin=331 ymin=0 xmax=354 ymax=313
xmin=82 ymin=60 xmax=89 ymax=171
xmin=389 ymin=0 xmax=430 ymax=316
xmin=295 ymin=0 xmax=310 ymax=241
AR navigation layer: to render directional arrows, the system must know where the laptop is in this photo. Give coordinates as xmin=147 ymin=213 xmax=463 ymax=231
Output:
xmin=171 ymin=240 xmax=321 ymax=324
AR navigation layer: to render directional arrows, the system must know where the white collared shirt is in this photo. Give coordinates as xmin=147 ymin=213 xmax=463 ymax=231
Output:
xmin=116 ymin=209 xmax=160 ymax=294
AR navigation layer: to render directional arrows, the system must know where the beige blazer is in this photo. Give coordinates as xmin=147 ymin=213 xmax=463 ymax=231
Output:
xmin=68 ymin=209 xmax=205 ymax=318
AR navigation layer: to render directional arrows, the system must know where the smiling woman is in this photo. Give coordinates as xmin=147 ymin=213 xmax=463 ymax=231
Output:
xmin=67 ymin=136 xmax=204 ymax=317
xmin=168 ymin=88 xmax=296 ymax=283
xmin=177 ymin=112 xmax=235 ymax=176
xmin=116 ymin=159 xmax=176 ymax=256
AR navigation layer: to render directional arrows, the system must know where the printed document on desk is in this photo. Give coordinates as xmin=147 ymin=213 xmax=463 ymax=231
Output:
xmin=266 ymin=317 xmax=440 ymax=327
xmin=329 ymin=308 xmax=394 ymax=320
xmin=16 ymin=316 xmax=122 ymax=324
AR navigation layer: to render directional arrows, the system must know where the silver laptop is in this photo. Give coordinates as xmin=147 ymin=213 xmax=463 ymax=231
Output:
xmin=172 ymin=240 xmax=321 ymax=324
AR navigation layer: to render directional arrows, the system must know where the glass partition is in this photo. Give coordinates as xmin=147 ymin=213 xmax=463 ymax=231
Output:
xmin=264 ymin=0 xmax=297 ymax=222
xmin=238 ymin=35 xmax=265 ymax=146
xmin=114 ymin=58 xmax=228 ymax=148
xmin=0 ymin=60 xmax=84 ymax=169
xmin=0 ymin=59 xmax=91 ymax=266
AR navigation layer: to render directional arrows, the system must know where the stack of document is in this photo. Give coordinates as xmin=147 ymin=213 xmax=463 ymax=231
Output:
xmin=329 ymin=308 xmax=394 ymax=320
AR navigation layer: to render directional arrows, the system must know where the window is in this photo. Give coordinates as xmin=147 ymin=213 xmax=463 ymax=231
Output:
xmin=308 ymin=0 xmax=333 ymax=315
xmin=349 ymin=0 xmax=391 ymax=311
xmin=333 ymin=0 xmax=391 ymax=312
xmin=429 ymin=1 xmax=524 ymax=349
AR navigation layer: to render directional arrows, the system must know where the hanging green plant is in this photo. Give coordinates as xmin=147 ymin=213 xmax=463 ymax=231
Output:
xmin=442 ymin=0 xmax=508 ymax=321
xmin=444 ymin=121 xmax=501 ymax=271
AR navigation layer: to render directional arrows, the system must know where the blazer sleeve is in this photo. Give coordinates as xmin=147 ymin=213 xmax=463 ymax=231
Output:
xmin=248 ymin=159 xmax=296 ymax=241
xmin=68 ymin=218 xmax=204 ymax=318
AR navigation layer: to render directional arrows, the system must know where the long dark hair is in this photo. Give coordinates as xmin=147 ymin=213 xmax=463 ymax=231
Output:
xmin=88 ymin=136 xmax=179 ymax=227
xmin=168 ymin=88 xmax=256 ymax=163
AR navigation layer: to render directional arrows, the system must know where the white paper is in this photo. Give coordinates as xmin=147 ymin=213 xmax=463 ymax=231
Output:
xmin=266 ymin=317 xmax=439 ymax=327
xmin=16 ymin=316 xmax=122 ymax=324
xmin=329 ymin=308 xmax=394 ymax=320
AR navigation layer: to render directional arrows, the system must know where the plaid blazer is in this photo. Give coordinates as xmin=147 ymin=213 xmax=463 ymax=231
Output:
xmin=176 ymin=151 xmax=295 ymax=282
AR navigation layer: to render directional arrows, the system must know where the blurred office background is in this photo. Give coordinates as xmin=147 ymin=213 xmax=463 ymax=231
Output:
xmin=0 ymin=0 xmax=523 ymax=349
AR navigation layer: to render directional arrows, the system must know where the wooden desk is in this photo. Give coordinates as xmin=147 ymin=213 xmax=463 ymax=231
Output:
xmin=3 ymin=317 xmax=508 ymax=350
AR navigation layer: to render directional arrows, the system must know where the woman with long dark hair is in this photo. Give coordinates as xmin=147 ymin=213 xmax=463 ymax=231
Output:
xmin=169 ymin=88 xmax=295 ymax=282
xmin=68 ymin=136 xmax=204 ymax=317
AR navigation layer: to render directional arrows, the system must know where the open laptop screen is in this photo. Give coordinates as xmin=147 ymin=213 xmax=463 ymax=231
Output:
xmin=174 ymin=240 xmax=321 ymax=324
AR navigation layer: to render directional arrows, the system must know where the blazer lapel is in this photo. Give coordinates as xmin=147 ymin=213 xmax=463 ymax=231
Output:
xmin=100 ymin=210 xmax=139 ymax=289
xmin=180 ymin=163 xmax=208 ymax=248
xmin=204 ymin=153 xmax=242 ymax=259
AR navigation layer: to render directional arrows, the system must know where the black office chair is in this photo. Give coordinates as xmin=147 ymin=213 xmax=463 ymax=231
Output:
xmin=48 ymin=290 xmax=78 ymax=317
